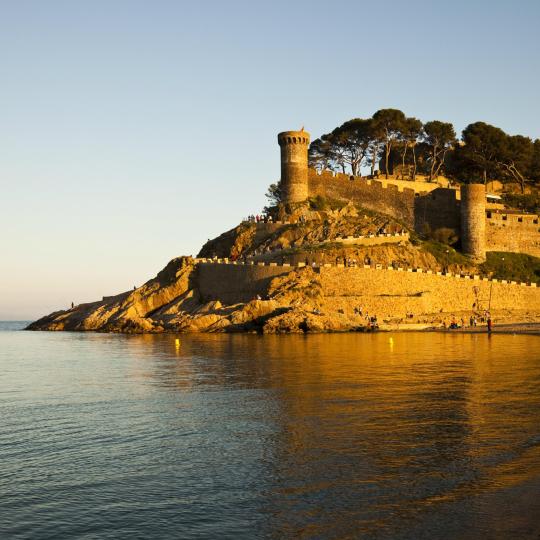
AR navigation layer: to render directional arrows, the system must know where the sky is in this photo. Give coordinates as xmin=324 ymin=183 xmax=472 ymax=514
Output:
xmin=1 ymin=0 xmax=539 ymax=320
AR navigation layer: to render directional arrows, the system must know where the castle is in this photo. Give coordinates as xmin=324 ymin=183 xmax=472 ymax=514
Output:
xmin=278 ymin=130 xmax=540 ymax=261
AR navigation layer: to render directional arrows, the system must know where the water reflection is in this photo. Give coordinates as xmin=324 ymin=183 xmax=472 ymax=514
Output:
xmin=113 ymin=332 xmax=540 ymax=538
xmin=1 ymin=330 xmax=540 ymax=539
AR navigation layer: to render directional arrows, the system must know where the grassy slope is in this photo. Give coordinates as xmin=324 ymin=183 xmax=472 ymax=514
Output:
xmin=480 ymin=252 xmax=540 ymax=283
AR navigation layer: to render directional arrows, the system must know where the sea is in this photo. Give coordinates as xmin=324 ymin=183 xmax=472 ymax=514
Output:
xmin=1 ymin=321 xmax=540 ymax=539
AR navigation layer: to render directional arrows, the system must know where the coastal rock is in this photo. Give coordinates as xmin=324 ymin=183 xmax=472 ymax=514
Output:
xmin=27 ymin=256 xmax=196 ymax=333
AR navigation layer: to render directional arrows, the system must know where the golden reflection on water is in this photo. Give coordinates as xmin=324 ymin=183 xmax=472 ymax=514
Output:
xmin=116 ymin=332 xmax=540 ymax=537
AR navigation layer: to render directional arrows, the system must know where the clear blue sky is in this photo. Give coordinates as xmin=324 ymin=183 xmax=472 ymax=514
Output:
xmin=1 ymin=0 xmax=539 ymax=320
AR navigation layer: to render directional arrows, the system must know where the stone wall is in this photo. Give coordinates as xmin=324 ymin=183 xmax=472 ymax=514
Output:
xmin=195 ymin=261 xmax=539 ymax=316
xmin=196 ymin=262 xmax=291 ymax=304
xmin=307 ymin=169 xmax=462 ymax=235
xmin=308 ymin=169 xmax=417 ymax=227
xmin=319 ymin=266 xmax=536 ymax=316
xmin=414 ymin=188 xmax=461 ymax=235
xmin=306 ymin=169 xmax=540 ymax=258
xmin=485 ymin=213 xmax=540 ymax=257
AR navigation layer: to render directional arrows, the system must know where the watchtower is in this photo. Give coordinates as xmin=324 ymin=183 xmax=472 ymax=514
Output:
xmin=460 ymin=183 xmax=486 ymax=262
xmin=278 ymin=129 xmax=310 ymax=204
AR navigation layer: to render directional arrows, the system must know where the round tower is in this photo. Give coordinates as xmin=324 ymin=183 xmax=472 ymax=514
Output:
xmin=278 ymin=129 xmax=310 ymax=204
xmin=460 ymin=183 xmax=486 ymax=262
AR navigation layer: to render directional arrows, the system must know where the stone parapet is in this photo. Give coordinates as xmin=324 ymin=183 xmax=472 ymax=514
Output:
xmin=193 ymin=258 xmax=537 ymax=288
xmin=194 ymin=259 xmax=540 ymax=316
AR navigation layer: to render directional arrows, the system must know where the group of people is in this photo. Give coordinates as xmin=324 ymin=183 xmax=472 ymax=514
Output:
xmin=444 ymin=312 xmax=493 ymax=332
xmin=245 ymin=214 xmax=273 ymax=223
xmin=353 ymin=307 xmax=379 ymax=329
xmin=334 ymin=255 xmax=372 ymax=267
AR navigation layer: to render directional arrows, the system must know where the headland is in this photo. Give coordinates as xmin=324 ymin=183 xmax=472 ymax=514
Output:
xmin=28 ymin=119 xmax=540 ymax=333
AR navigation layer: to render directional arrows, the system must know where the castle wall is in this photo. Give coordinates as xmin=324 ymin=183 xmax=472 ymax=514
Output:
xmin=308 ymin=169 xmax=462 ymax=235
xmin=196 ymin=263 xmax=291 ymax=303
xmin=276 ymin=132 xmax=539 ymax=260
xmin=318 ymin=267 xmax=535 ymax=315
xmin=308 ymin=169 xmax=417 ymax=227
xmin=306 ymin=169 xmax=540 ymax=259
xmin=195 ymin=262 xmax=539 ymax=316
xmin=414 ymin=188 xmax=461 ymax=234
xmin=485 ymin=213 xmax=540 ymax=257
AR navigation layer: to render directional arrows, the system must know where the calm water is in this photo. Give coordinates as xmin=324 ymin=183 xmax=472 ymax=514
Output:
xmin=1 ymin=323 xmax=540 ymax=539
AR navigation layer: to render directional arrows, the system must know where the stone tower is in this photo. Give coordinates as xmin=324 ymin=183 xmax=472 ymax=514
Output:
xmin=278 ymin=129 xmax=310 ymax=204
xmin=460 ymin=183 xmax=486 ymax=262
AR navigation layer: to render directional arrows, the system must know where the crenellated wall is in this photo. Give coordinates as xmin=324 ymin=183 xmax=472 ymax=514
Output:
xmin=308 ymin=168 xmax=462 ymax=234
xmin=319 ymin=266 xmax=537 ymax=315
xmin=485 ymin=213 xmax=540 ymax=257
xmin=414 ymin=187 xmax=461 ymax=234
xmin=308 ymin=169 xmax=417 ymax=227
xmin=195 ymin=260 xmax=539 ymax=316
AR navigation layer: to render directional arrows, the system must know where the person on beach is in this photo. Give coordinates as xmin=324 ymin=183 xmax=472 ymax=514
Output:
xmin=487 ymin=317 xmax=493 ymax=333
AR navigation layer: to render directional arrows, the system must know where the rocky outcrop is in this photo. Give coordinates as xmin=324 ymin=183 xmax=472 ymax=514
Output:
xmin=27 ymin=257 xmax=197 ymax=333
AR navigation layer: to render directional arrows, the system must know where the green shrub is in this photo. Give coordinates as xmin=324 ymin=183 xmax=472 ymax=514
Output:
xmin=422 ymin=241 xmax=470 ymax=266
xmin=480 ymin=252 xmax=540 ymax=283
xmin=309 ymin=195 xmax=328 ymax=211
xmin=431 ymin=227 xmax=459 ymax=245
xmin=502 ymin=193 xmax=540 ymax=214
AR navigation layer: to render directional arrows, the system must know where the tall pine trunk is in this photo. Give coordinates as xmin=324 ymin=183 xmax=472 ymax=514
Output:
xmin=401 ymin=144 xmax=408 ymax=179
xmin=385 ymin=143 xmax=391 ymax=179
xmin=371 ymin=143 xmax=380 ymax=176
xmin=429 ymin=144 xmax=438 ymax=181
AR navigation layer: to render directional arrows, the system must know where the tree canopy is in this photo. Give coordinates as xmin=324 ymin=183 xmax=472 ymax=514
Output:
xmin=309 ymin=110 xmax=540 ymax=193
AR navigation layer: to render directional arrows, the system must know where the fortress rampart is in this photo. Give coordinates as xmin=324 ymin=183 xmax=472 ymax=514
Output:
xmin=197 ymin=261 xmax=291 ymax=303
xmin=308 ymin=169 xmax=417 ymax=227
xmin=195 ymin=259 xmax=539 ymax=316
xmin=485 ymin=213 xmax=540 ymax=257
